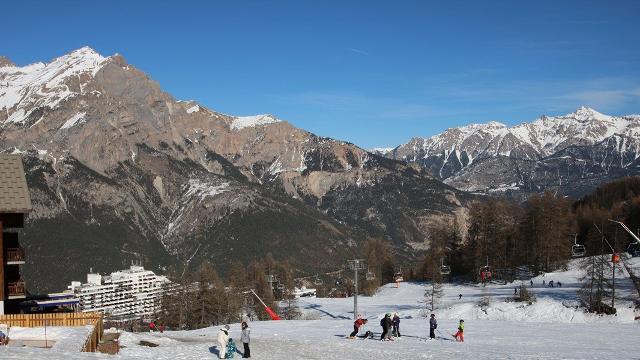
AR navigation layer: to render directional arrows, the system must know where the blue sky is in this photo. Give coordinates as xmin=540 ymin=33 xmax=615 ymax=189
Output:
xmin=3 ymin=0 xmax=639 ymax=148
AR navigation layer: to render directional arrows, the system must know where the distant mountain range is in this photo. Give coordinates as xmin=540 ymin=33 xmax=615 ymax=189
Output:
xmin=377 ymin=106 xmax=640 ymax=198
xmin=0 ymin=47 xmax=469 ymax=292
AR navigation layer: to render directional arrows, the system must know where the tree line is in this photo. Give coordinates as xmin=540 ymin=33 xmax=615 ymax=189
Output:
xmin=413 ymin=177 xmax=640 ymax=283
xmin=157 ymin=254 xmax=300 ymax=330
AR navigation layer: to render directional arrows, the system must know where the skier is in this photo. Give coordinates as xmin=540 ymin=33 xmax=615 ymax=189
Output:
xmin=549 ymin=280 xmax=554 ymax=288
xmin=514 ymin=287 xmax=518 ymax=295
xmin=530 ymin=280 xmax=533 ymax=286
xmin=241 ymin=321 xmax=251 ymax=358
xmin=349 ymin=318 xmax=368 ymax=338
xmin=149 ymin=321 xmax=156 ymax=332
xmin=392 ymin=313 xmax=401 ymax=337
xmin=217 ymin=325 xmax=230 ymax=359
xmin=429 ymin=314 xmax=437 ymax=339
xmin=454 ymin=319 xmax=464 ymax=342
xmin=557 ymin=281 xmax=562 ymax=288
xmin=458 ymin=294 xmax=462 ymax=300
xmin=225 ymin=338 xmax=237 ymax=359
xmin=380 ymin=313 xmax=393 ymax=341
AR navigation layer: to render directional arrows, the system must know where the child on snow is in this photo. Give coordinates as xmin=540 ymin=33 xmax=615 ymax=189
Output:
xmin=226 ymin=338 xmax=237 ymax=358
xmin=429 ymin=314 xmax=437 ymax=339
xmin=217 ymin=325 xmax=230 ymax=359
xmin=380 ymin=313 xmax=393 ymax=341
xmin=349 ymin=318 xmax=368 ymax=338
xmin=392 ymin=313 xmax=401 ymax=337
xmin=241 ymin=321 xmax=251 ymax=358
xmin=454 ymin=319 xmax=464 ymax=342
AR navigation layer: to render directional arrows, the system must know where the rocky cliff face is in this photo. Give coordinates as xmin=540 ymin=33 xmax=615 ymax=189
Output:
xmin=0 ymin=48 xmax=469 ymax=292
xmin=384 ymin=107 xmax=640 ymax=198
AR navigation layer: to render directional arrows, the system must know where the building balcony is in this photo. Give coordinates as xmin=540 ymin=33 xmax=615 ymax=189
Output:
xmin=6 ymin=247 xmax=25 ymax=265
xmin=8 ymin=281 xmax=26 ymax=299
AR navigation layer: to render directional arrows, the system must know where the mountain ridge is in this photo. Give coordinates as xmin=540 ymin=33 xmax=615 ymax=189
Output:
xmin=1 ymin=47 xmax=470 ymax=292
xmin=381 ymin=106 xmax=640 ymax=197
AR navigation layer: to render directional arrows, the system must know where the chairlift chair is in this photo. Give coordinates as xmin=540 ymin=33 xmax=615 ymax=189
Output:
xmin=366 ymin=270 xmax=375 ymax=281
xmin=393 ymin=269 xmax=404 ymax=282
xmin=440 ymin=265 xmax=451 ymax=275
xmin=571 ymin=244 xmax=586 ymax=257
xmin=479 ymin=266 xmax=492 ymax=282
xmin=314 ymin=275 xmax=324 ymax=286
xmin=571 ymin=234 xmax=586 ymax=257
xmin=440 ymin=258 xmax=451 ymax=275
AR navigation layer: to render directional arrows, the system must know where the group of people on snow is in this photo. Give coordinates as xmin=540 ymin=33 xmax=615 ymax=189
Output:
xmin=349 ymin=313 xmax=464 ymax=343
xmin=217 ymin=320 xmax=251 ymax=359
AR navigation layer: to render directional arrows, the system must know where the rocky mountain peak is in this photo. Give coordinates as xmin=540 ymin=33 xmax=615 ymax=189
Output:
xmin=0 ymin=56 xmax=14 ymax=68
xmin=562 ymin=106 xmax=612 ymax=122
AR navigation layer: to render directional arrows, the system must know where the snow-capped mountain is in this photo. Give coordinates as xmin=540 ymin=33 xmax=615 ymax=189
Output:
xmin=386 ymin=107 xmax=640 ymax=196
xmin=1 ymin=48 xmax=469 ymax=292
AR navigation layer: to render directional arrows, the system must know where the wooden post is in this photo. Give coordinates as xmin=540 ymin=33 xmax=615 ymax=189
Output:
xmin=0 ymin=220 xmax=4 ymax=308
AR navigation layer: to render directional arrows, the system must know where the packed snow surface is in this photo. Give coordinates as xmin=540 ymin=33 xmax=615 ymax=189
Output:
xmin=2 ymin=258 xmax=638 ymax=359
xmin=231 ymin=114 xmax=281 ymax=130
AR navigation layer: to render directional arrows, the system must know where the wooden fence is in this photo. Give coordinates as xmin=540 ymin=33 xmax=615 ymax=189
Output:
xmin=0 ymin=312 xmax=103 ymax=352
xmin=82 ymin=315 xmax=104 ymax=352
xmin=0 ymin=312 xmax=101 ymax=327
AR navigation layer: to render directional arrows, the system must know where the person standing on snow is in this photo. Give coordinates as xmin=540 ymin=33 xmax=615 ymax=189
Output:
xmin=429 ymin=314 xmax=437 ymax=339
xmin=392 ymin=313 xmax=401 ymax=337
xmin=241 ymin=321 xmax=251 ymax=358
xmin=458 ymin=294 xmax=462 ymax=300
xmin=380 ymin=313 xmax=393 ymax=341
xmin=530 ymin=280 xmax=533 ymax=287
xmin=349 ymin=318 xmax=368 ymax=338
xmin=217 ymin=325 xmax=230 ymax=359
xmin=454 ymin=319 xmax=464 ymax=342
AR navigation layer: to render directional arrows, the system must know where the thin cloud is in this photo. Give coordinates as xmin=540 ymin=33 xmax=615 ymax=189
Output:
xmin=348 ymin=48 xmax=370 ymax=56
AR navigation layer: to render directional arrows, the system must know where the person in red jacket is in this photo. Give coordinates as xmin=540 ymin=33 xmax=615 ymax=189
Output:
xmin=349 ymin=318 xmax=368 ymax=338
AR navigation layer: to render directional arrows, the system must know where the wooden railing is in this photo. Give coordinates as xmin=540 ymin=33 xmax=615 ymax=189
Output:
xmin=0 ymin=312 xmax=101 ymax=327
xmin=7 ymin=281 xmax=25 ymax=297
xmin=82 ymin=315 xmax=104 ymax=352
xmin=0 ymin=312 xmax=103 ymax=352
xmin=6 ymin=247 xmax=25 ymax=262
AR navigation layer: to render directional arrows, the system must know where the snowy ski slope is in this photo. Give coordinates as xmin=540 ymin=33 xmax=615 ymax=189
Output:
xmin=2 ymin=258 xmax=639 ymax=359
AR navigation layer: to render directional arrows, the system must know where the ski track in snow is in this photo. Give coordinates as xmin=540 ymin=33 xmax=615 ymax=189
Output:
xmin=2 ymin=258 xmax=639 ymax=359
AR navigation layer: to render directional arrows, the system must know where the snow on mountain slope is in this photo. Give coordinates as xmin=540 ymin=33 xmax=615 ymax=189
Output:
xmin=231 ymin=114 xmax=282 ymax=130
xmin=387 ymin=106 xmax=640 ymax=196
xmin=0 ymin=47 xmax=108 ymax=125
xmin=396 ymin=107 xmax=640 ymax=163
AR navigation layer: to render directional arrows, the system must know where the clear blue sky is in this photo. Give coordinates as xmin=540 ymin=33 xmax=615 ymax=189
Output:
xmin=3 ymin=1 xmax=639 ymax=148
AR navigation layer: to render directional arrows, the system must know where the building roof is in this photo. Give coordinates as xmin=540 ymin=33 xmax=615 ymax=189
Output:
xmin=0 ymin=155 xmax=32 ymax=213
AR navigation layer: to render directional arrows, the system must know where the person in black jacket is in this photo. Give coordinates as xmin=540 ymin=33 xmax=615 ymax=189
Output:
xmin=380 ymin=313 xmax=393 ymax=341
xmin=429 ymin=314 xmax=437 ymax=339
